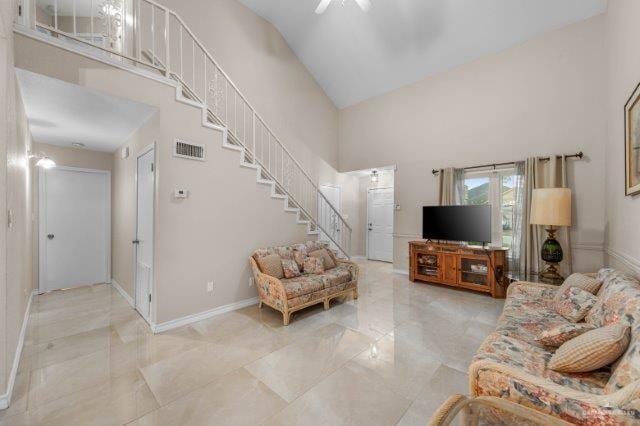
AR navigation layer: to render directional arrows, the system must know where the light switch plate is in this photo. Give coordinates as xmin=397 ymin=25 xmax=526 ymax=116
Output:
xmin=174 ymin=189 xmax=189 ymax=198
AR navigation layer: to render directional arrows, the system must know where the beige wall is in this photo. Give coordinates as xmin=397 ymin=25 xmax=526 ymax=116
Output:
xmin=339 ymin=16 xmax=607 ymax=274
xmin=33 ymin=142 xmax=114 ymax=171
xmin=15 ymin=37 xmax=322 ymax=323
xmin=603 ymin=0 xmax=640 ymax=276
xmin=0 ymin=0 xmax=36 ymax=396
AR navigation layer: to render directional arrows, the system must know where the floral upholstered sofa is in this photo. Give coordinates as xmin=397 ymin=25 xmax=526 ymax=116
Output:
xmin=249 ymin=241 xmax=359 ymax=325
xmin=470 ymin=268 xmax=640 ymax=424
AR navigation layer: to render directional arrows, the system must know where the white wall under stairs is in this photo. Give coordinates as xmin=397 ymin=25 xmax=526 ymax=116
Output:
xmin=14 ymin=33 xmax=317 ymax=326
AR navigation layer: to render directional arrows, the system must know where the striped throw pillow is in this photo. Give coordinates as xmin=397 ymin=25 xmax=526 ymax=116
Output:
xmin=256 ymin=254 xmax=284 ymax=279
xmin=554 ymin=273 xmax=603 ymax=303
xmin=548 ymin=324 xmax=630 ymax=373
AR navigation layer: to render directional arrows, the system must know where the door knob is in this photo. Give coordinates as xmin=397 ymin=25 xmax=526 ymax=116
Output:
xmin=47 ymin=234 xmax=54 ymax=240
xmin=132 ymin=240 xmax=140 ymax=244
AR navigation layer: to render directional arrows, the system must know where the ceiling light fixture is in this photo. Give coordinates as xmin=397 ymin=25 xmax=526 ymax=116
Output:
xmin=371 ymin=170 xmax=379 ymax=183
xmin=28 ymin=151 xmax=57 ymax=169
xmin=315 ymin=0 xmax=371 ymax=15
xmin=36 ymin=157 xmax=56 ymax=169
xmin=71 ymin=142 xmax=86 ymax=148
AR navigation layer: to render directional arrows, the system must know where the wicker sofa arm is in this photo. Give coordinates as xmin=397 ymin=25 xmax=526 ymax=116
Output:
xmin=469 ymin=359 xmax=640 ymax=423
xmin=336 ymin=259 xmax=360 ymax=282
xmin=249 ymin=257 xmax=287 ymax=310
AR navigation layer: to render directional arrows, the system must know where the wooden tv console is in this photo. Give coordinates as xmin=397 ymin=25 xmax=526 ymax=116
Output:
xmin=409 ymin=241 xmax=508 ymax=298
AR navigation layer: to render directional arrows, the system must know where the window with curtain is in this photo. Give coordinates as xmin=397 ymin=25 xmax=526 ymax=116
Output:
xmin=462 ymin=169 xmax=518 ymax=254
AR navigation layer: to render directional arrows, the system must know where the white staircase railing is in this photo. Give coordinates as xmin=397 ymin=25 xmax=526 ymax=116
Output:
xmin=26 ymin=0 xmax=351 ymax=257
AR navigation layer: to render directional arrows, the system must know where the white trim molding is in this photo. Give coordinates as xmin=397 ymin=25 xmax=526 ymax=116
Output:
xmin=150 ymin=297 xmax=259 ymax=334
xmin=111 ymin=279 xmax=134 ymax=307
xmin=0 ymin=290 xmax=36 ymax=410
xmin=605 ymin=246 xmax=640 ymax=276
xmin=572 ymin=242 xmax=605 ymax=252
xmin=392 ymin=268 xmax=409 ymax=276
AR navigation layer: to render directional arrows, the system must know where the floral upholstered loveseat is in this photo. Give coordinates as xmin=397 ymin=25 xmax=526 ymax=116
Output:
xmin=249 ymin=241 xmax=359 ymax=325
xmin=469 ymin=268 xmax=640 ymax=424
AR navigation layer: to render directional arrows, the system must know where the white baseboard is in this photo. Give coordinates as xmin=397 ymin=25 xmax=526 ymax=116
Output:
xmin=150 ymin=297 xmax=259 ymax=334
xmin=605 ymin=247 xmax=640 ymax=276
xmin=0 ymin=289 xmax=36 ymax=410
xmin=392 ymin=268 xmax=409 ymax=276
xmin=111 ymin=279 xmax=134 ymax=307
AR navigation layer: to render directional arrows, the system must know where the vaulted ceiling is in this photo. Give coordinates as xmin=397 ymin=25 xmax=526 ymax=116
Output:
xmin=237 ymin=0 xmax=607 ymax=108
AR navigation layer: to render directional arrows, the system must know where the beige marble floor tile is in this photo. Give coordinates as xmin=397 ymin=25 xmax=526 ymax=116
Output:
xmin=352 ymin=334 xmax=441 ymax=399
xmin=28 ymin=349 xmax=122 ymax=407
xmin=22 ymin=326 xmax=123 ymax=372
xmin=397 ymin=365 xmax=470 ymax=426
xmin=265 ymin=361 xmax=411 ymax=426
xmin=19 ymin=370 xmax=157 ymax=426
xmin=139 ymin=341 xmax=259 ymax=405
xmin=131 ymin=368 xmax=286 ymax=426
xmin=245 ymin=323 xmax=374 ymax=402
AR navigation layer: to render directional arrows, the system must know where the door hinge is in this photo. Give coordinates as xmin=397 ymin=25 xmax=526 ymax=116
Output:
xmin=18 ymin=5 xmax=22 ymax=16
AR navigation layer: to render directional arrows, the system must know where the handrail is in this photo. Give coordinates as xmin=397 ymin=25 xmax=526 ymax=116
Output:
xmin=168 ymin=10 xmax=320 ymax=193
xmin=26 ymin=0 xmax=352 ymax=256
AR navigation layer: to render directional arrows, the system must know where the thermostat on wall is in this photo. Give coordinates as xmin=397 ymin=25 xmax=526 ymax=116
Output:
xmin=174 ymin=189 xmax=189 ymax=199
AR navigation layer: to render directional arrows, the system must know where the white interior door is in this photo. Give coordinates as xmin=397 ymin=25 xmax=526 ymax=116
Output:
xmin=367 ymin=187 xmax=394 ymax=262
xmin=40 ymin=167 xmax=110 ymax=292
xmin=135 ymin=147 xmax=154 ymax=320
xmin=318 ymin=184 xmax=341 ymax=251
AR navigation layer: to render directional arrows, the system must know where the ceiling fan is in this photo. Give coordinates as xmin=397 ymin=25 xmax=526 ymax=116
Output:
xmin=315 ymin=0 xmax=372 ymax=14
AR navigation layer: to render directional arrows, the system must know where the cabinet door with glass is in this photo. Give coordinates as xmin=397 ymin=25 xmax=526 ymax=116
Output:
xmin=415 ymin=251 xmax=442 ymax=281
xmin=458 ymin=256 xmax=490 ymax=288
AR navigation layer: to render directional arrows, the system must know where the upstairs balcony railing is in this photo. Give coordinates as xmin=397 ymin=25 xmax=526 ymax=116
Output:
xmin=24 ymin=0 xmax=352 ymax=257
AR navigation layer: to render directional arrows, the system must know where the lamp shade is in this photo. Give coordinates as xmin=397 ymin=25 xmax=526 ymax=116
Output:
xmin=530 ymin=188 xmax=572 ymax=227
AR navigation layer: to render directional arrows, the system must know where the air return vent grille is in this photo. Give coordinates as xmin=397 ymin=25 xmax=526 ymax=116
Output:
xmin=173 ymin=139 xmax=205 ymax=161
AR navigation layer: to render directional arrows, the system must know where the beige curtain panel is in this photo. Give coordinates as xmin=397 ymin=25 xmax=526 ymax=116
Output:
xmin=438 ymin=167 xmax=465 ymax=206
xmin=517 ymin=155 xmax=572 ymax=276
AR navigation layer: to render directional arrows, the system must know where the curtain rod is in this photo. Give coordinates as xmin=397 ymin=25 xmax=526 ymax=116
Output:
xmin=431 ymin=151 xmax=584 ymax=176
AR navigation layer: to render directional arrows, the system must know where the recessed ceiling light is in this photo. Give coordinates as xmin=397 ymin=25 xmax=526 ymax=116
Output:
xmin=71 ymin=142 xmax=86 ymax=148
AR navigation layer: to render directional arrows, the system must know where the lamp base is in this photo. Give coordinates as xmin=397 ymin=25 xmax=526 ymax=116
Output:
xmin=540 ymin=262 xmax=564 ymax=284
xmin=540 ymin=227 xmax=565 ymax=284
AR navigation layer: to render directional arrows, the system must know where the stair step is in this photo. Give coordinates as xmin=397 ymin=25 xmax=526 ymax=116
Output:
xmin=222 ymin=143 xmax=243 ymax=153
xmin=240 ymin=162 xmax=258 ymax=170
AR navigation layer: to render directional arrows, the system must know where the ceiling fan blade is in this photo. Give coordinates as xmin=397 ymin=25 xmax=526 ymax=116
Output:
xmin=315 ymin=0 xmax=332 ymax=14
xmin=354 ymin=0 xmax=371 ymax=12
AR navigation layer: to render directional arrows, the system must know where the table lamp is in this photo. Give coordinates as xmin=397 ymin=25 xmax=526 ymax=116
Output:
xmin=530 ymin=188 xmax=572 ymax=283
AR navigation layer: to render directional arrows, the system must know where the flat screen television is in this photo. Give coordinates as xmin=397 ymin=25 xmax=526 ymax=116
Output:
xmin=422 ymin=205 xmax=491 ymax=243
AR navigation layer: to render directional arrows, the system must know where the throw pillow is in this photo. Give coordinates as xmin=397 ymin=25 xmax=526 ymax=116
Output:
xmin=304 ymin=256 xmax=325 ymax=274
xmin=293 ymin=250 xmax=307 ymax=271
xmin=309 ymin=248 xmax=336 ymax=270
xmin=554 ymin=273 xmax=602 ymax=303
xmin=535 ymin=323 xmax=596 ymax=347
xmin=256 ymin=254 xmax=284 ymax=279
xmin=548 ymin=324 xmax=630 ymax=373
xmin=281 ymin=258 xmax=301 ymax=279
xmin=555 ymin=287 xmax=598 ymax=322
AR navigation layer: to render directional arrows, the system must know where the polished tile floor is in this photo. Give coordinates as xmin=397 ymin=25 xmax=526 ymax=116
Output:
xmin=0 ymin=260 xmax=504 ymax=425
